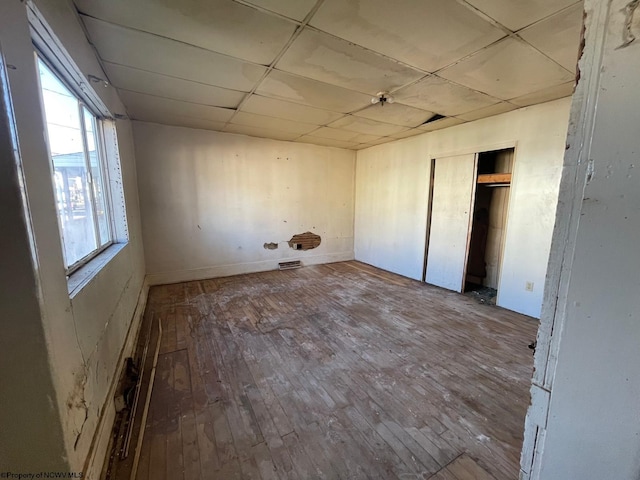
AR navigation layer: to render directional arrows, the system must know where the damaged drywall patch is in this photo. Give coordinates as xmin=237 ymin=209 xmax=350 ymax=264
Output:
xmin=263 ymin=242 xmax=279 ymax=250
xmin=288 ymin=232 xmax=321 ymax=251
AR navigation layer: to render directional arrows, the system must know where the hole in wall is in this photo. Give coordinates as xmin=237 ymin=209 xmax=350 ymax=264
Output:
xmin=263 ymin=242 xmax=279 ymax=250
xmin=288 ymin=232 xmax=321 ymax=251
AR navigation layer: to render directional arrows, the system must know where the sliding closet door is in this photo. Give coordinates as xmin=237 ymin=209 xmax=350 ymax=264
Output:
xmin=425 ymin=153 xmax=477 ymax=292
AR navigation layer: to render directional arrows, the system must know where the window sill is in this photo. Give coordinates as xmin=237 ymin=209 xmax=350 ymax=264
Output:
xmin=68 ymin=243 xmax=127 ymax=298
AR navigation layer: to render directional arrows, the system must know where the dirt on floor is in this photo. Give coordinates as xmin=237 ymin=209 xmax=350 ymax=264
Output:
xmin=465 ymin=284 xmax=498 ymax=305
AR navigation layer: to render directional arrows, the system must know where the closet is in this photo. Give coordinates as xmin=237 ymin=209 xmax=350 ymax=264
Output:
xmin=424 ymin=148 xmax=514 ymax=302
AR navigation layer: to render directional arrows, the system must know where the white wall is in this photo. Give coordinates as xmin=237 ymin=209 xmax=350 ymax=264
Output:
xmin=355 ymin=98 xmax=571 ymax=318
xmin=0 ymin=0 xmax=145 ymax=475
xmin=133 ymin=122 xmax=355 ymax=284
xmin=524 ymin=1 xmax=640 ymax=478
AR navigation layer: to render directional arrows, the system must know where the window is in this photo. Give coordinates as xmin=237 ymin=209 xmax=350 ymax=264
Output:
xmin=37 ymin=58 xmax=113 ymax=272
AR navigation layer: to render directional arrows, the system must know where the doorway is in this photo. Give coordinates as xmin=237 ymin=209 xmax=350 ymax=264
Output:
xmin=463 ymin=148 xmax=514 ymax=304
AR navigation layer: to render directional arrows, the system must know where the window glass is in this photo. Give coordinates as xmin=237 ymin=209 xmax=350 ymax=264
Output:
xmin=37 ymin=58 xmax=111 ymax=269
xmin=83 ymin=107 xmax=110 ymax=246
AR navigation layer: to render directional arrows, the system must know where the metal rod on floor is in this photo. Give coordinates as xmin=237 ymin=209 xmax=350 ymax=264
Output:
xmin=129 ymin=316 xmax=162 ymax=480
xmin=121 ymin=315 xmax=154 ymax=460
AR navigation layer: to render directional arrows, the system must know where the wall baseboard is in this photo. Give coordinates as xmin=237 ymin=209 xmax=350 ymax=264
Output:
xmin=146 ymin=251 xmax=355 ymax=286
xmin=82 ymin=277 xmax=149 ymax=480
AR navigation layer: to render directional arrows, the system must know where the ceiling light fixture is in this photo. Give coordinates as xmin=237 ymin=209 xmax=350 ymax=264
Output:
xmin=371 ymin=91 xmax=395 ymax=107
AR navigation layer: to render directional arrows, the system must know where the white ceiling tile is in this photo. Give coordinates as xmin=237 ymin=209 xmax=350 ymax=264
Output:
xmin=77 ymin=0 xmax=582 ymax=143
xmin=364 ymin=137 xmax=396 ymax=147
xmin=75 ymin=0 xmax=296 ymax=65
xmin=307 ymin=128 xmax=383 ymax=145
xmin=464 ymin=0 xmax=580 ymax=31
xmin=276 ymin=29 xmax=424 ymax=94
xmin=350 ymin=133 xmax=385 ymax=144
xmin=393 ymin=75 xmax=499 ymax=116
xmin=231 ymin=111 xmax=319 ymax=135
xmin=119 ymin=90 xmax=235 ymax=123
xmin=223 ymin=124 xmax=300 ymax=141
xmin=134 ymin=116 xmax=228 ymax=131
xmin=256 ymin=70 xmax=372 ymax=112
xmin=240 ymin=95 xmax=344 ymax=125
xmin=82 ymin=16 xmax=266 ymax=92
xmin=295 ymin=136 xmax=359 ymax=149
xmin=240 ymin=0 xmax=317 ymax=21
xmin=356 ymin=137 xmax=398 ymax=150
xmin=417 ymin=117 xmax=466 ymax=131
xmin=519 ymin=4 xmax=583 ymax=71
xmin=509 ymin=81 xmax=575 ymax=106
xmin=310 ymin=0 xmax=506 ymax=72
xmin=307 ymin=127 xmax=362 ymax=142
xmin=389 ymin=128 xmax=425 ymax=139
xmin=104 ymin=62 xmax=245 ymax=108
xmin=456 ymin=102 xmax=518 ymax=121
xmin=438 ymin=37 xmax=575 ymax=100
xmin=353 ymin=102 xmax=434 ymax=127
xmin=328 ymin=116 xmax=408 ymax=136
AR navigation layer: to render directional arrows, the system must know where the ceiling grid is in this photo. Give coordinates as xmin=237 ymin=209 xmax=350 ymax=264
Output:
xmin=75 ymin=0 xmax=583 ymax=150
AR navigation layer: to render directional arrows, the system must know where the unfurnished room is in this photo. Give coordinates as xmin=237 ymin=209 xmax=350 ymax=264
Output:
xmin=1 ymin=1 xmax=639 ymax=479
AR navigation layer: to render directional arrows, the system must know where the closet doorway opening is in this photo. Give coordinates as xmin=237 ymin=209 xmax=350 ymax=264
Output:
xmin=463 ymin=147 xmax=514 ymax=305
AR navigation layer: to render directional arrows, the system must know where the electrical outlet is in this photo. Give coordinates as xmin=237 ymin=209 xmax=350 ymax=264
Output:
xmin=525 ymin=281 xmax=534 ymax=292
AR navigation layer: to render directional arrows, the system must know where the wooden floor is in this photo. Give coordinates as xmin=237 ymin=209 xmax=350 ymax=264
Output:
xmin=133 ymin=261 xmax=537 ymax=480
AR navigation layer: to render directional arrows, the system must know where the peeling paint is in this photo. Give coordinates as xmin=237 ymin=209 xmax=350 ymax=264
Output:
xmin=586 ymin=158 xmax=595 ymax=182
xmin=618 ymin=0 xmax=640 ymax=48
xmin=576 ymin=10 xmax=587 ymax=84
xmin=66 ymin=371 xmax=89 ymax=451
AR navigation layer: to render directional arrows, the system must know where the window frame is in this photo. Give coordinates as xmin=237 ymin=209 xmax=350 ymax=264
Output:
xmin=27 ymin=0 xmax=128 ymax=285
xmin=36 ymin=54 xmax=116 ymax=275
xmin=80 ymin=103 xmax=114 ymax=248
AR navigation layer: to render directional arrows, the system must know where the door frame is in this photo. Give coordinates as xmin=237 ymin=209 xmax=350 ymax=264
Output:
xmin=421 ymin=158 xmax=436 ymax=282
xmin=422 ymin=142 xmax=519 ymax=297
xmin=459 ymin=155 xmax=479 ymax=293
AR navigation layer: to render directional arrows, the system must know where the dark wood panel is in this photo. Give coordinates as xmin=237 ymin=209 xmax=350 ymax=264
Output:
xmin=126 ymin=261 xmax=536 ymax=480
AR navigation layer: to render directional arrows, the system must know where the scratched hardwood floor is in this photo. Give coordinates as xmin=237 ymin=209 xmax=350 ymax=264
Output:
xmin=132 ymin=261 xmax=537 ymax=480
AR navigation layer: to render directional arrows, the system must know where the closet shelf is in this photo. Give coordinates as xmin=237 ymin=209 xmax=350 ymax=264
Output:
xmin=477 ymin=173 xmax=511 ymax=184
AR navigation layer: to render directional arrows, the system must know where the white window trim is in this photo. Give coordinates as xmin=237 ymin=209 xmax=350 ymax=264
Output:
xmin=36 ymin=54 xmax=115 ymax=275
xmin=27 ymin=2 xmax=111 ymax=119
xmin=28 ymin=1 xmax=129 ymax=287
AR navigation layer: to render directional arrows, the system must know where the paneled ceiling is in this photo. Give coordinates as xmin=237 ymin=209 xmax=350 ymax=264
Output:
xmin=75 ymin=0 xmax=583 ymax=150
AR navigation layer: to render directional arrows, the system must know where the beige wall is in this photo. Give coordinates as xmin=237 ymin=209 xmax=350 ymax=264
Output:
xmin=355 ymin=98 xmax=572 ymax=318
xmin=133 ymin=122 xmax=356 ymax=284
xmin=0 ymin=0 xmax=146 ymax=475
